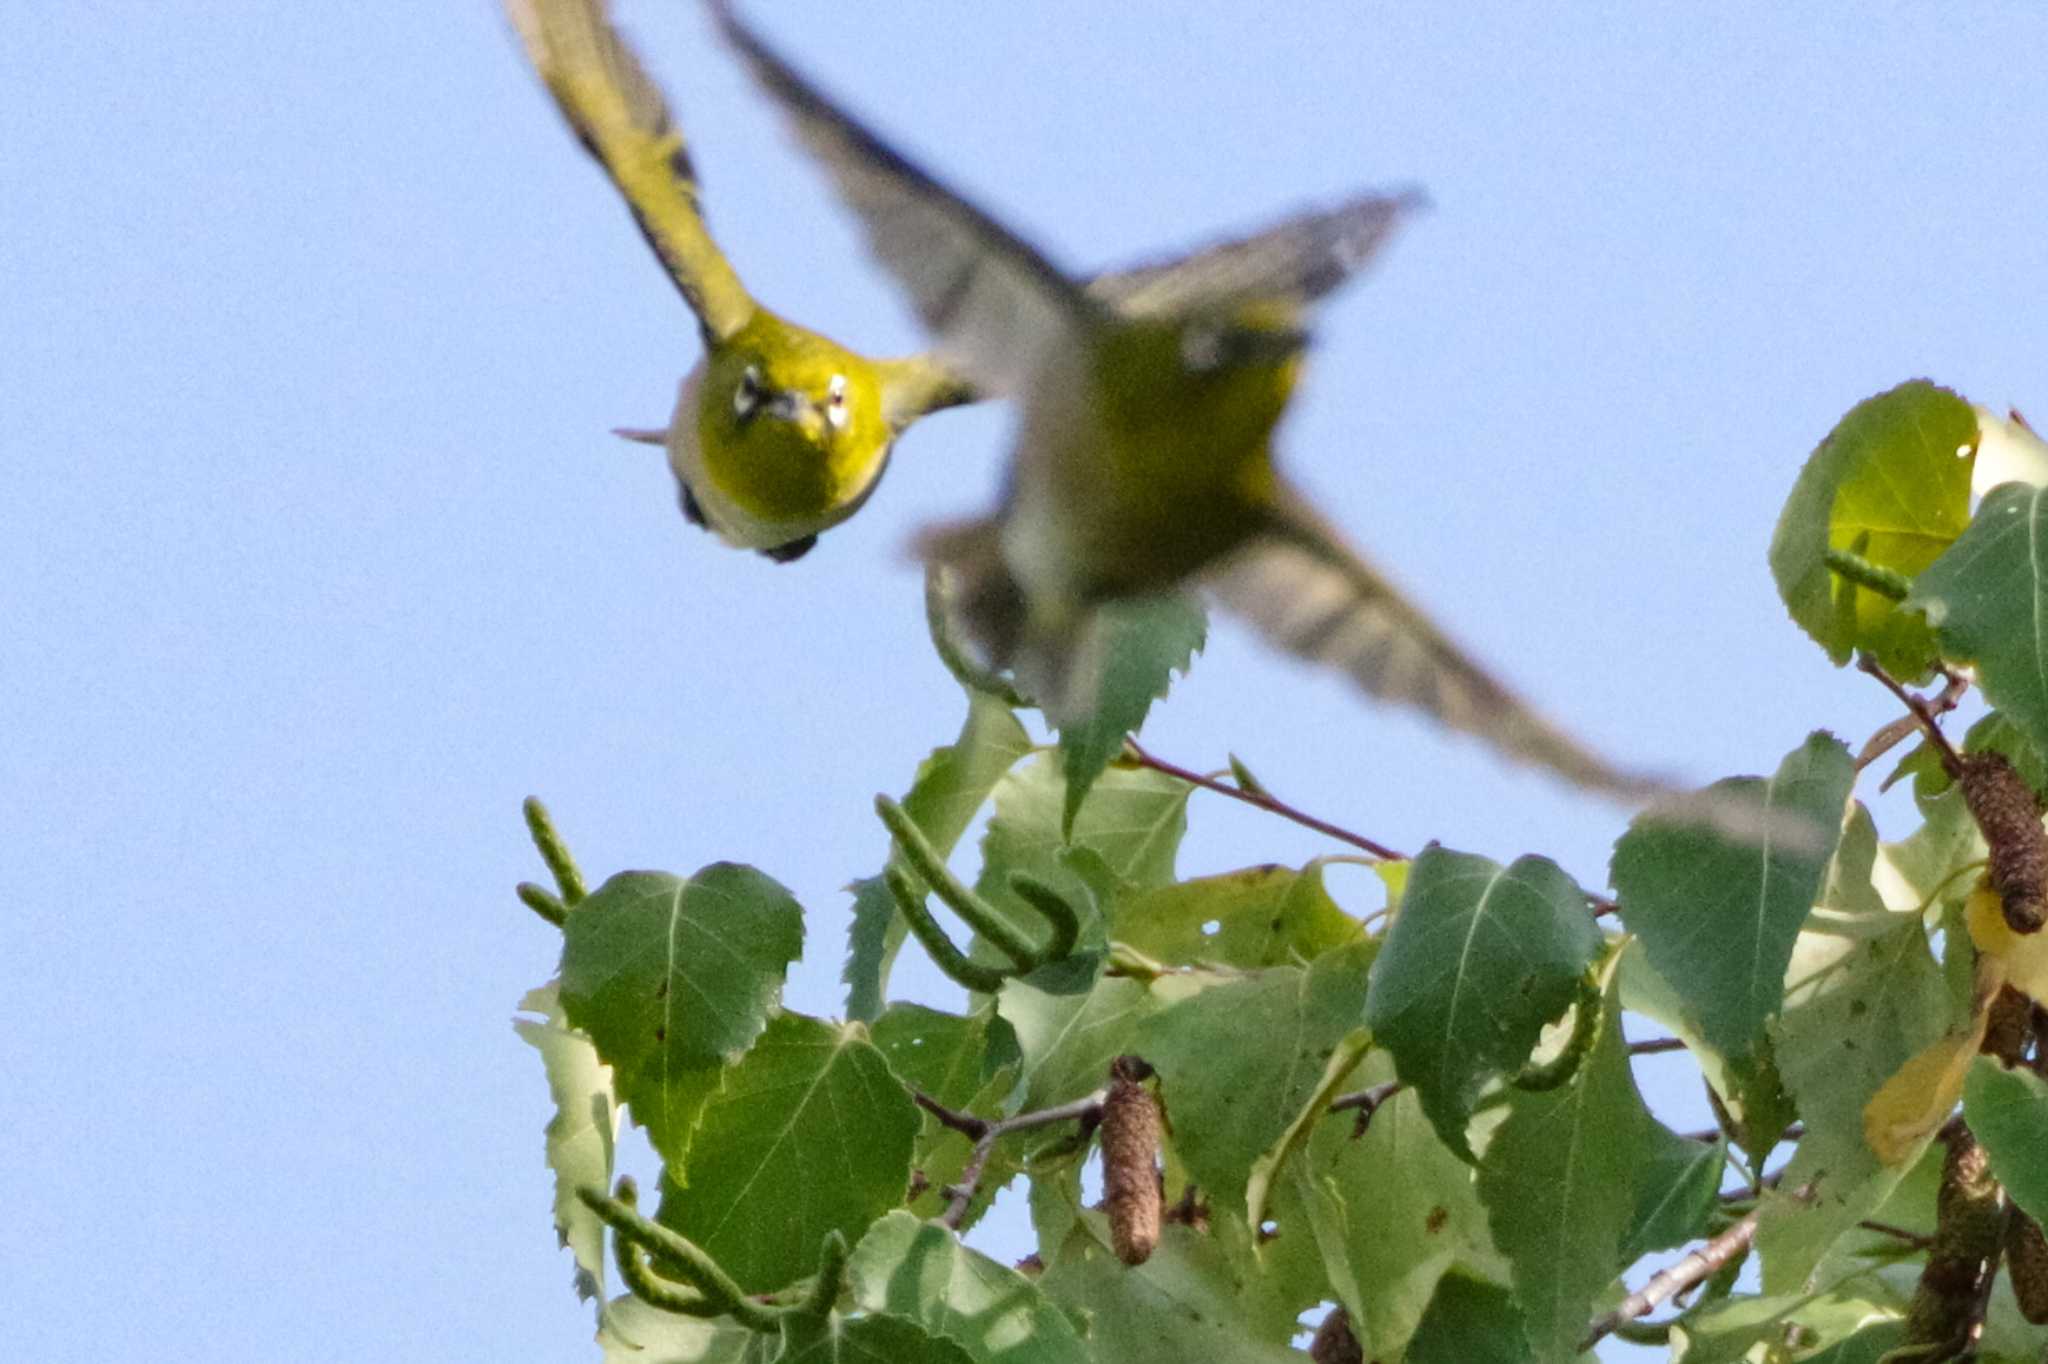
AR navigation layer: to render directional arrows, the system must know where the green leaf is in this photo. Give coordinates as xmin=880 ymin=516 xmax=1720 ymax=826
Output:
xmin=1755 ymin=821 xmax=1951 ymax=1293
xmin=1363 ymin=846 xmax=1600 ymax=1158
xmin=655 ymin=1013 xmax=919 ymax=1293
xmin=1907 ymin=480 xmax=2048 ymax=758
xmin=1795 ymin=1321 xmax=1909 ymax=1364
xmin=777 ymin=1313 xmax=978 ymax=1364
xmin=871 ymin=1004 xmax=987 ymax=1111
xmin=1475 ymin=969 xmax=1646 ymax=1364
xmin=1037 ymin=1224 xmax=1306 ymax=1364
xmin=1964 ymin=1057 xmax=2048 ymax=1225
xmin=1112 ymin=861 xmax=1363 ymax=970
xmin=1293 ymin=1051 xmax=1500 ymax=1361
xmin=560 ymin=865 xmax=804 ymax=1158
xmin=1618 ymin=1127 xmax=1724 ymax=1264
xmin=845 ymin=1211 xmax=1089 ymax=1364
xmin=1055 ymin=594 xmax=1205 ymax=833
xmin=1769 ymin=379 xmax=1979 ymax=677
xmin=845 ymin=691 xmax=1032 ymax=1021
xmin=983 ymin=755 xmax=1189 ymax=893
xmin=1136 ymin=939 xmax=1375 ymax=1212
xmin=969 ymin=757 xmax=1189 ymax=966
xmin=513 ymin=983 xmax=618 ymax=1317
xmin=870 ymin=1004 xmax=1015 ymax=1228
xmin=1673 ymin=1291 xmax=1832 ymax=1364
xmin=1611 ymin=732 xmax=1854 ymax=1060
xmin=1872 ymin=777 xmax=1985 ymax=917
xmin=597 ymin=1299 xmax=767 ymax=1364
xmin=1400 ymin=1274 xmax=1530 ymax=1364
xmin=1000 ymin=970 xmax=1206 ymax=1112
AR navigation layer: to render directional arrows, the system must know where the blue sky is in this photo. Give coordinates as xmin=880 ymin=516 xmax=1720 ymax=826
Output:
xmin=4 ymin=3 xmax=2044 ymax=1359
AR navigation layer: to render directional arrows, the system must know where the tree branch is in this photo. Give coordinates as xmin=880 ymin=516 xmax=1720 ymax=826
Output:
xmin=917 ymin=1089 xmax=1110 ymax=1230
xmin=1581 ymin=1191 xmax=1802 ymax=1352
xmin=1124 ymin=739 xmax=1404 ymax=861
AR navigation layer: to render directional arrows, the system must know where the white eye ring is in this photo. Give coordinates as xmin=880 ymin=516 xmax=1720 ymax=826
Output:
xmin=734 ymin=365 xmax=764 ymax=418
xmin=824 ymin=373 xmax=849 ymax=428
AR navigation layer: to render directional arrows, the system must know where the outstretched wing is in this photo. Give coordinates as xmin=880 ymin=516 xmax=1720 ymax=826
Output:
xmin=708 ymin=1 xmax=1099 ymax=397
xmin=505 ymin=0 xmax=754 ymax=340
xmin=1207 ymin=489 xmax=1670 ymax=803
xmin=1085 ymin=191 xmax=1427 ymax=321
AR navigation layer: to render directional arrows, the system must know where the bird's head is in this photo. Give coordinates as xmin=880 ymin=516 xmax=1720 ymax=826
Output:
xmin=695 ymin=310 xmax=895 ymax=523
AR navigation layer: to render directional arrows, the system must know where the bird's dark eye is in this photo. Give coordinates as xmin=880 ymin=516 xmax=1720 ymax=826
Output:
xmin=734 ymin=365 xmax=764 ymax=419
xmin=824 ymin=373 xmax=849 ymax=427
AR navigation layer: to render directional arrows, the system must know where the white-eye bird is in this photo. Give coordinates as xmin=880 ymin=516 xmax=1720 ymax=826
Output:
xmin=708 ymin=2 xmax=1680 ymax=803
xmin=505 ymin=0 xmax=973 ymax=561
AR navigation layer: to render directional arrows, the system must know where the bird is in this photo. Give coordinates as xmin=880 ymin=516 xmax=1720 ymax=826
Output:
xmin=504 ymin=0 xmax=973 ymax=562
xmin=705 ymin=2 xmax=1679 ymax=805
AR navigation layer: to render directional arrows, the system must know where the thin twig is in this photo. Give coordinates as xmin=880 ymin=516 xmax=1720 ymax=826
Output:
xmin=1859 ymin=1219 xmax=1937 ymax=1251
xmin=1125 ymin=741 xmax=1628 ymax=920
xmin=1628 ymin=1037 xmax=1689 ymax=1056
xmin=933 ymin=1090 xmax=1108 ymax=1230
xmin=1582 ymin=1187 xmax=1810 ymax=1352
xmin=1679 ymin=1122 xmax=1801 ymax=1146
xmin=1124 ymin=740 xmax=1404 ymax=861
xmin=1855 ymin=666 xmax=1970 ymax=772
xmin=1857 ymin=656 xmax=1965 ymax=769
xmin=910 ymin=1089 xmax=990 ymax=1141
xmin=1327 ymin=1080 xmax=1403 ymax=1138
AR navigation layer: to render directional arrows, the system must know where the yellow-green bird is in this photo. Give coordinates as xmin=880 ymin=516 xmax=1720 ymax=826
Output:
xmin=505 ymin=0 xmax=972 ymax=561
xmin=707 ymin=2 xmax=1676 ymax=802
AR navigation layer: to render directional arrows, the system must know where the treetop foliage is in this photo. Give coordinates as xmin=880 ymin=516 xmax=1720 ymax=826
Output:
xmin=514 ymin=383 xmax=2048 ymax=1361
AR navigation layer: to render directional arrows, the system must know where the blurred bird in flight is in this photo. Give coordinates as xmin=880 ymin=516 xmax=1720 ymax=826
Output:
xmin=706 ymin=1 xmax=1688 ymax=807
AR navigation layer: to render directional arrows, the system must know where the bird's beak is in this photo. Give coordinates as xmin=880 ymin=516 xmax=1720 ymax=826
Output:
xmin=765 ymin=390 xmax=829 ymax=441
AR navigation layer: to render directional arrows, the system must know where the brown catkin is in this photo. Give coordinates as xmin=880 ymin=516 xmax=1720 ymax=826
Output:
xmin=2008 ymin=1213 xmax=2048 ymax=1324
xmin=1957 ymin=751 xmax=2048 ymax=934
xmin=1905 ymin=1128 xmax=2005 ymax=1353
xmin=1102 ymin=1055 xmax=1162 ymax=1266
xmin=1307 ymin=1306 xmax=1364 ymax=1364
xmin=1983 ymin=985 xmax=2034 ymax=1065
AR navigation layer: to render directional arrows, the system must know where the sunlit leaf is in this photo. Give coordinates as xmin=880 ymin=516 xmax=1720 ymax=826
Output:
xmin=596 ymin=1298 xmax=765 ymax=1364
xmin=1112 ymin=861 xmax=1363 ymax=969
xmin=513 ymin=983 xmax=617 ymax=1317
xmin=846 ymin=1211 xmax=1089 ymax=1364
xmin=1769 ymin=379 xmax=1978 ymax=677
